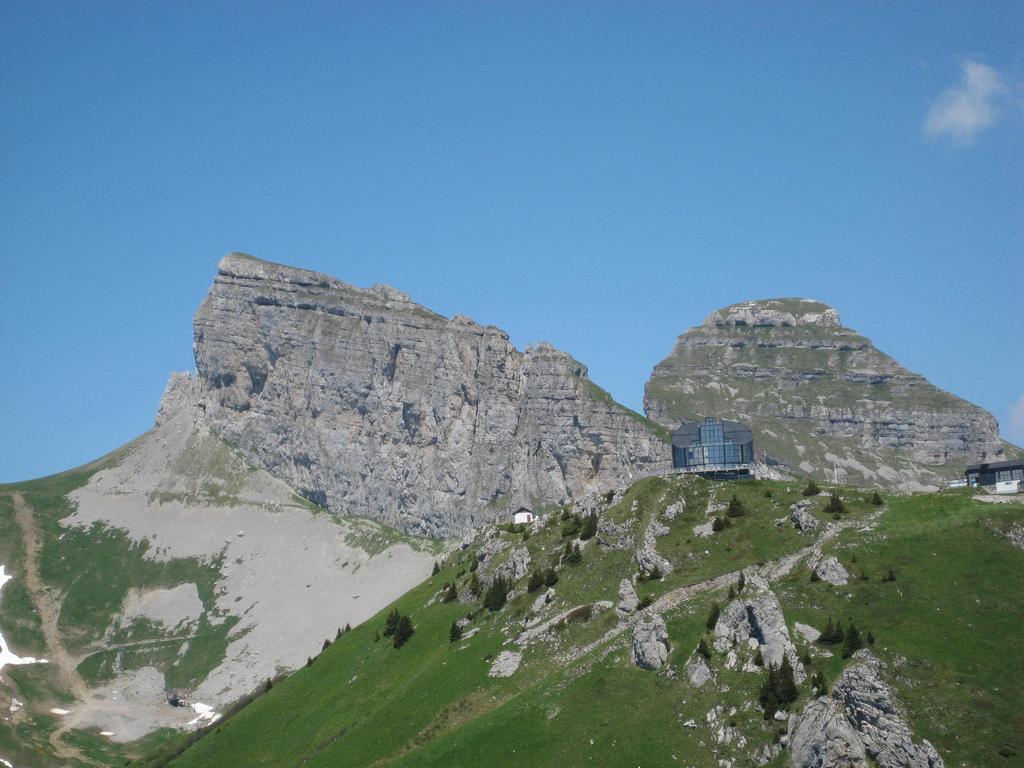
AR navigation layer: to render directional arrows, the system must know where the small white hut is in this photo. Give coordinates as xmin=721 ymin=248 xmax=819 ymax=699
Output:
xmin=512 ymin=507 xmax=535 ymax=525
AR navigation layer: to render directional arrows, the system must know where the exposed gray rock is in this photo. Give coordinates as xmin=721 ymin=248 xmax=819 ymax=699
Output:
xmin=833 ymin=651 xmax=944 ymax=768
xmin=793 ymin=622 xmax=821 ymax=644
xmin=790 ymin=500 xmax=821 ymax=532
xmin=790 ymin=696 xmax=868 ymax=768
xmin=631 ymin=613 xmax=670 ymax=670
xmin=487 ymin=650 xmax=522 ymax=678
xmin=1004 ymin=523 xmax=1024 ymax=550
xmin=791 ymin=650 xmax=944 ymax=768
xmin=636 ymin=518 xmax=674 ymax=576
xmin=617 ymin=579 xmax=639 ymax=617
xmin=192 ymin=253 xmax=670 ymax=536
xmin=813 ymin=555 xmax=849 ymax=586
xmin=493 ymin=547 xmax=531 ymax=584
xmin=686 ymin=654 xmax=713 ymax=688
xmin=713 ymin=581 xmax=805 ymax=682
xmin=644 ymin=298 xmax=1013 ymax=492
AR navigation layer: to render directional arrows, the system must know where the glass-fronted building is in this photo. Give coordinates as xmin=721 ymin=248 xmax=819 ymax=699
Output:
xmin=965 ymin=459 xmax=1024 ymax=488
xmin=672 ymin=417 xmax=754 ymax=479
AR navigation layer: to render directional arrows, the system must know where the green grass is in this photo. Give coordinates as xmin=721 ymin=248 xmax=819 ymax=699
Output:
xmin=158 ymin=478 xmax=1024 ymax=768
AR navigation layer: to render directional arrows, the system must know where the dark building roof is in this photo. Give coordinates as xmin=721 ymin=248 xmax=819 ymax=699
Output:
xmin=672 ymin=419 xmax=753 ymax=447
xmin=965 ymin=458 xmax=1024 ymax=473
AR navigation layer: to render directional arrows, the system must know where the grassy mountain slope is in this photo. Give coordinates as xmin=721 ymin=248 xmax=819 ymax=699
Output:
xmin=0 ymin=419 xmax=438 ymax=768
xmin=161 ymin=476 xmax=1024 ymax=767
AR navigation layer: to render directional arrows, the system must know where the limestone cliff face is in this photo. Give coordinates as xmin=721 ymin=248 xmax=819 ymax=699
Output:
xmin=190 ymin=253 xmax=669 ymax=535
xmin=644 ymin=298 xmax=1015 ymax=491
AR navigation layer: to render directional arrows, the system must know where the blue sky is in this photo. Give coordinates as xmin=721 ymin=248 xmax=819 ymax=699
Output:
xmin=1 ymin=1 xmax=1022 ymax=482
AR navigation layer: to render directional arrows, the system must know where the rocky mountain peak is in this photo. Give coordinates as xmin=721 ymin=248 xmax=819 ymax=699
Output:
xmin=188 ymin=253 xmax=669 ymax=535
xmin=704 ymin=298 xmax=841 ymax=329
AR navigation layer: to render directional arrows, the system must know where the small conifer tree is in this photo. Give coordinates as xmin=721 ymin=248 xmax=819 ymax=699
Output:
xmin=483 ymin=576 xmax=511 ymax=612
xmin=842 ymin=623 xmax=863 ymax=658
xmin=706 ymin=601 xmax=721 ymax=631
xmin=826 ymin=493 xmax=846 ymax=514
xmin=383 ymin=608 xmax=400 ymax=637
xmin=727 ymin=584 xmax=736 ymax=600
xmin=870 ymin=491 xmax=884 ymax=506
xmin=696 ymin=637 xmax=711 ymax=660
xmin=753 ymin=648 xmax=764 ymax=667
xmin=468 ymin=572 xmax=481 ymax=596
xmin=803 ymin=479 xmax=821 ymax=496
xmin=580 ymin=512 xmax=598 ymax=541
xmin=392 ymin=615 xmax=414 ymax=648
xmin=527 ymin=570 xmax=544 ymax=593
xmin=431 ymin=561 xmax=441 ymax=576
xmin=727 ymin=494 xmax=746 ymax=517
xmin=737 ymin=572 xmax=746 ymax=593
xmin=568 ymin=542 xmax=583 ymax=564
xmin=648 ymin=564 xmax=663 ymax=581
xmin=469 ymin=557 xmax=479 ymax=573
xmin=867 ymin=630 xmax=875 ymax=646
xmin=544 ymin=568 xmax=559 ymax=587
xmin=449 ymin=620 xmax=463 ymax=643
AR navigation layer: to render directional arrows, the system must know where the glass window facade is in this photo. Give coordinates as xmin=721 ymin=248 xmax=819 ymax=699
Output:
xmin=672 ymin=417 xmax=754 ymax=471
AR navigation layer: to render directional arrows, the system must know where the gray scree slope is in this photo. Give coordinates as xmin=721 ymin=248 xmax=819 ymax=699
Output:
xmin=192 ymin=253 xmax=671 ymax=536
xmin=644 ymin=298 xmax=1015 ymax=491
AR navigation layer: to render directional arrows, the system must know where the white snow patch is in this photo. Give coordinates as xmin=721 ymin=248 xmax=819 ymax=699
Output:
xmin=100 ymin=731 xmax=115 ymax=737
xmin=0 ymin=565 xmax=48 ymax=673
xmin=1 ymin=758 xmax=13 ymax=768
xmin=187 ymin=702 xmax=221 ymax=728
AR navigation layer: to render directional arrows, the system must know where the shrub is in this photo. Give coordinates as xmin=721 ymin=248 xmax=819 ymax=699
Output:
xmin=561 ymin=514 xmax=582 ymax=538
xmin=842 ymin=624 xmax=863 ymax=658
xmin=431 ymin=561 xmax=441 ymax=576
xmin=826 ymin=493 xmax=845 ymax=514
xmin=637 ymin=595 xmax=653 ymax=610
xmin=810 ymin=570 xmax=820 ymax=583
xmin=764 ymin=489 xmax=773 ymax=499
xmin=866 ymin=631 xmax=875 ymax=646
xmin=811 ymin=669 xmax=828 ymax=697
xmin=603 ymin=489 xmax=616 ymax=502
xmin=564 ymin=541 xmax=583 ymax=565
xmin=468 ymin=573 xmax=481 ymax=596
xmin=383 ymin=608 xmax=400 ymax=637
xmin=759 ymin=656 xmax=799 ymax=718
xmin=712 ymin=516 xmax=731 ymax=532
xmin=483 ymin=576 xmax=511 ymax=612
xmin=527 ymin=570 xmax=545 ymax=593
xmin=706 ymin=601 xmax=721 ymax=630
xmin=469 ymin=557 xmax=478 ymax=573
xmin=696 ymin=637 xmax=711 ymax=660
xmin=322 ymin=638 xmax=331 ymax=651
xmin=737 ymin=572 xmax=746 ymax=593
xmin=544 ymin=568 xmax=559 ymax=587
xmin=883 ymin=568 xmax=896 ymax=582
xmin=579 ymin=512 xmax=598 ymax=541
xmin=392 ymin=615 xmax=414 ymax=648
xmin=818 ymin=618 xmax=845 ymax=645
xmin=647 ymin=564 xmax=663 ymax=581
xmin=443 ymin=583 xmax=458 ymax=603
xmin=449 ymin=620 xmax=463 ymax=643
xmin=753 ymin=648 xmax=764 ymax=666
xmin=726 ymin=494 xmax=746 ymax=517
xmin=870 ymin=491 xmax=884 ymax=506
xmin=802 ymin=479 xmax=821 ymax=496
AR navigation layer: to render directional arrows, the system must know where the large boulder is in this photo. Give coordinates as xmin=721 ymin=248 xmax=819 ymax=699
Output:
xmin=713 ymin=578 xmax=805 ymax=682
xmin=813 ymin=555 xmax=849 ymax=586
xmin=617 ymin=579 xmax=639 ymax=618
xmin=685 ymin=655 xmax=713 ymax=688
xmin=790 ymin=500 xmax=821 ymax=532
xmin=631 ymin=614 xmax=670 ymax=670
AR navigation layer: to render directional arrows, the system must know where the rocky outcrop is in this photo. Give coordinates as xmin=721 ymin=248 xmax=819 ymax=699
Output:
xmin=190 ymin=253 xmax=670 ymax=536
xmin=631 ymin=614 xmax=670 ymax=670
xmin=636 ymin=518 xmax=674 ymax=576
xmin=790 ymin=697 xmax=867 ymax=767
xmin=790 ymin=650 xmax=944 ymax=768
xmin=686 ymin=654 xmax=713 ymax=687
xmin=790 ymin=500 xmax=821 ymax=532
xmin=492 ymin=547 xmax=531 ymax=584
xmin=644 ymin=298 xmax=1017 ymax=491
xmin=812 ymin=556 xmax=849 ymax=586
xmin=713 ymin=578 xmax=805 ymax=682
xmin=617 ymin=579 xmax=639 ymax=617
xmin=488 ymin=651 xmax=522 ymax=678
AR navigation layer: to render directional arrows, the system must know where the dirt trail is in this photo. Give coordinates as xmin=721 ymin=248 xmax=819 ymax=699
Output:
xmin=11 ymin=492 xmax=100 ymax=766
xmin=554 ymin=509 xmax=881 ymax=668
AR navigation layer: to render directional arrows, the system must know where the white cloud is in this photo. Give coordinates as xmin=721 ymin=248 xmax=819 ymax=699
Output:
xmin=1009 ymin=393 xmax=1024 ymax=444
xmin=923 ymin=59 xmax=1006 ymax=145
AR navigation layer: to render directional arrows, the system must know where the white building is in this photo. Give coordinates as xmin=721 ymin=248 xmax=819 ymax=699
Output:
xmin=512 ymin=507 xmax=535 ymax=525
xmin=995 ymin=480 xmax=1023 ymax=495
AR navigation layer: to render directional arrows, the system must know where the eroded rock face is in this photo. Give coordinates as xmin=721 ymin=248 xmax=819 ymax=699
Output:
xmin=813 ymin=556 xmax=849 ymax=586
xmin=790 ymin=650 xmax=944 ymax=768
xmin=617 ymin=579 xmax=639 ymax=617
xmin=790 ymin=696 xmax=868 ymax=768
xmin=713 ymin=578 xmax=805 ymax=682
xmin=790 ymin=500 xmax=821 ymax=532
xmin=644 ymin=298 xmax=1016 ymax=491
xmin=631 ymin=614 xmax=670 ymax=670
xmin=191 ymin=253 xmax=670 ymax=536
